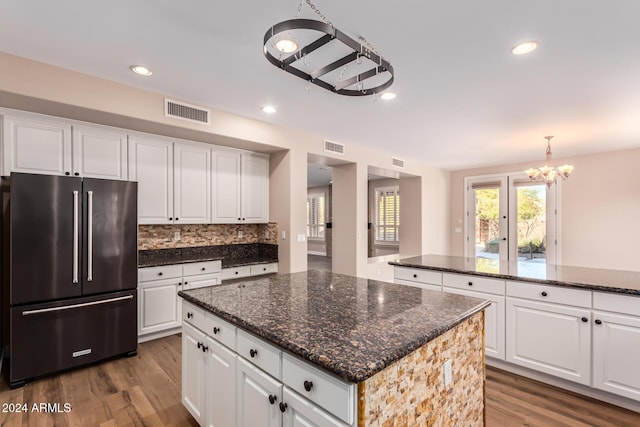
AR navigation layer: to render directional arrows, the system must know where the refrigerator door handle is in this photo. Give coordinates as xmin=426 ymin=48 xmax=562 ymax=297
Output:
xmin=73 ymin=190 xmax=79 ymax=284
xmin=21 ymin=295 xmax=134 ymax=316
xmin=87 ymin=190 xmax=93 ymax=282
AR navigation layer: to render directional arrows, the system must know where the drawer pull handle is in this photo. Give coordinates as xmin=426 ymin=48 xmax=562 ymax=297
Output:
xmin=158 ymin=272 xmax=163 ymax=276
xmin=595 ymin=319 xmax=602 ymax=325
xmin=197 ymin=342 xmax=202 ymax=349
xmin=581 ymin=317 xmax=588 ymax=322
xmin=187 ymin=312 xmax=193 ymax=319
xmin=413 ymin=274 xmax=417 ymax=278
xmin=201 ymin=345 xmax=208 ymax=352
xmin=263 ymin=267 xmax=267 ymax=271
xmin=303 ymin=380 xmax=314 ymax=392
xmin=202 ymin=267 xmax=206 ymax=271
xmin=178 ymin=282 xmax=182 ymax=287
xmin=268 ymin=394 xmax=277 ymax=405
xmin=184 ymin=281 xmax=188 ymax=285
xmin=235 ymin=271 xmax=239 ymax=275
xmin=249 ymin=349 xmax=258 ymax=358
xmin=279 ymin=402 xmax=287 ymax=413
xmin=213 ymin=327 xmax=220 ymax=334
xmin=541 ymin=291 xmax=548 ymax=297
xmin=468 ymin=281 xmax=473 ymax=286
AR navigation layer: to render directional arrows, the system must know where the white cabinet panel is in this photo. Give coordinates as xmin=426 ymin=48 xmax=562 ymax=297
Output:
xmin=211 ymin=150 xmax=241 ymax=223
xmin=205 ymin=336 xmax=237 ymax=427
xmin=506 ymin=298 xmax=591 ymax=385
xmin=182 ymin=323 xmax=206 ymax=425
xmin=174 ymin=143 xmax=211 ymax=223
xmin=394 ymin=278 xmax=441 ymax=292
xmin=129 ymin=136 xmax=174 ymax=224
xmin=138 ymin=277 xmax=182 ymax=335
xmin=443 ymin=273 xmax=505 ymax=295
xmin=241 ymin=153 xmax=269 ymax=223
xmin=445 ymin=287 xmax=505 ymax=360
xmin=2 ymin=114 xmax=72 ymax=176
xmin=593 ymin=311 xmax=640 ymax=400
xmin=283 ymin=387 xmax=349 ymax=427
xmin=184 ymin=274 xmax=220 ymax=290
xmin=72 ymin=125 xmax=127 ymax=180
xmin=237 ymin=329 xmax=282 ymax=379
xmin=237 ymin=358 xmax=282 ymax=427
xmin=394 ymin=267 xmax=442 ymax=286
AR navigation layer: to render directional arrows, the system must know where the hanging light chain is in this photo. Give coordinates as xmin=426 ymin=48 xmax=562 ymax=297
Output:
xmin=305 ymin=0 xmax=332 ymax=26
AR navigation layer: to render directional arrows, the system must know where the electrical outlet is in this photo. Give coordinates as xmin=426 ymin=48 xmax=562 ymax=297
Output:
xmin=238 ymin=230 xmax=243 ymax=239
xmin=297 ymin=234 xmax=306 ymax=243
xmin=443 ymin=359 xmax=452 ymax=386
xmin=282 ymin=231 xmax=286 ymax=240
xmin=174 ymin=231 xmax=180 ymax=241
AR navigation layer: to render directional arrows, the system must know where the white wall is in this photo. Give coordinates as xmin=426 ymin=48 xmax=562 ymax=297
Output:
xmin=449 ymin=148 xmax=640 ymax=271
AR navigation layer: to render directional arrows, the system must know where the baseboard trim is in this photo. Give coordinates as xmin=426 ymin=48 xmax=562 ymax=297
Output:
xmin=138 ymin=327 xmax=181 ymax=344
xmin=487 ymin=358 xmax=640 ymax=413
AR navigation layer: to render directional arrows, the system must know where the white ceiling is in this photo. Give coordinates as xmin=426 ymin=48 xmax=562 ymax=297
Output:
xmin=1 ymin=1 xmax=639 ymax=170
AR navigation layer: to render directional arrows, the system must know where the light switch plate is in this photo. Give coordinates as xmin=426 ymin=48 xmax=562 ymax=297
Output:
xmin=443 ymin=359 xmax=452 ymax=386
xmin=297 ymin=234 xmax=306 ymax=242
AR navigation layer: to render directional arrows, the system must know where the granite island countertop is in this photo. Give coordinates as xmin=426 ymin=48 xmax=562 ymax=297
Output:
xmin=390 ymin=254 xmax=640 ymax=295
xmin=178 ymin=270 xmax=489 ymax=383
xmin=138 ymin=243 xmax=278 ymax=268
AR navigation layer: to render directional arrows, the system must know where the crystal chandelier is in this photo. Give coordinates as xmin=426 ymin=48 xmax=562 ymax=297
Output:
xmin=525 ymin=136 xmax=574 ymax=188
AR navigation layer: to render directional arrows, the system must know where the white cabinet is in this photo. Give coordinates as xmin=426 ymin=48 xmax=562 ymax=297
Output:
xmin=205 ymin=336 xmax=237 ymax=427
xmin=222 ymin=263 xmax=278 ymax=282
xmin=393 ymin=267 xmax=442 ymax=291
xmin=72 ymin=124 xmax=127 ymax=180
xmin=212 ymin=150 xmax=269 ymax=224
xmin=1 ymin=112 xmax=127 ymax=179
xmin=282 ymin=387 xmax=349 ymax=427
xmin=129 ymin=136 xmax=174 ymax=224
xmin=2 ymin=113 xmax=72 ymax=176
xmin=506 ymin=297 xmax=591 ymax=385
xmin=174 ymin=143 xmax=211 ymax=224
xmin=182 ymin=323 xmax=207 ymax=425
xmin=592 ymin=292 xmax=640 ymax=401
xmin=237 ymin=358 xmax=282 ymax=427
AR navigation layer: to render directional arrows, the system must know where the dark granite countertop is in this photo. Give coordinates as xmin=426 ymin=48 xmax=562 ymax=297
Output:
xmin=390 ymin=254 xmax=640 ymax=295
xmin=138 ymin=244 xmax=278 ymax=269
xmin=178 ymin=270 xmax=489 ymax=383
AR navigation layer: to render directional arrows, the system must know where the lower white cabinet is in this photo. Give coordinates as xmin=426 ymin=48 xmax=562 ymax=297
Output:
xmin=205 ymin=336 xmax=237 ymax=427
xmin=237 ymin=358 xmax=283 ymax=427
xmin=182 ymin=323 xmax=207 ymax=425
xmin=394 ymin=278 xmax=441 ymax=292
xmin=283 ymin=387 xmax=348 ymax=427
xmin=222 ymin=262 xmax=279 ymax=282
xmin=506 ymin=298 xmax=591 ymax=385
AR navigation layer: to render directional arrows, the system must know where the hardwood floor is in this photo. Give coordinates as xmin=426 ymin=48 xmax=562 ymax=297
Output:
xmin=0 ymin=334 xmax=638 ymax=426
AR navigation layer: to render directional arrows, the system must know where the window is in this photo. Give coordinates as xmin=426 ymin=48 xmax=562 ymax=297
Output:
xmin=306 ymin=193 xmax=325 ymax=239
xmin=375 ymin=186 xmax=400 ymax=243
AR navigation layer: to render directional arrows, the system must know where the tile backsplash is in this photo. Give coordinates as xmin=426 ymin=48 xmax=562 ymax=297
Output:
xmin=138 ymin=223 xmax=278 ymax=250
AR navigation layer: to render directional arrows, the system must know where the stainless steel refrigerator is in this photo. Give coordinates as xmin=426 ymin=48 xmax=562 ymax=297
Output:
xmin=1 ymin=173 xmax=138 ymax=388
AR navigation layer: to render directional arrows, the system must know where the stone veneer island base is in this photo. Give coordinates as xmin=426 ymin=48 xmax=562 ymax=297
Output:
xmin=358 ymin=313 xmax=484 ymax=427
xmin=179 ymin=271 xmax=489 ymax=427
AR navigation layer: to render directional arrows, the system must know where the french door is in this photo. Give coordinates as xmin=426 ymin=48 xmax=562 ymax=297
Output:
xmin=465 ymin=173 xmax=558 ymax=264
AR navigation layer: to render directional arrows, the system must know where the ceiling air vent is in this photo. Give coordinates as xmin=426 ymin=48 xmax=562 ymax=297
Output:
xmin=164 ymin=98 xmax=210 ymax=125
xmin=324 ymin=140 xmax=345 ymax=155
xmin=392 ymin=157 xmax=405 ymax=168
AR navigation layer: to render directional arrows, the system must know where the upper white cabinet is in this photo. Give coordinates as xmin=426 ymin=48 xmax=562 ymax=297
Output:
xmin=129 ymin=135 xmax=174 ymax=224
xmin=174 ymin=143 xmax=211 ymax=224
xmin=2 ymin=112 xmax=127 ymax=179
xmin=72 ymin=124 xmax=128 ymax=180
xmin=212 ymin=150 xmax=269 ymax=224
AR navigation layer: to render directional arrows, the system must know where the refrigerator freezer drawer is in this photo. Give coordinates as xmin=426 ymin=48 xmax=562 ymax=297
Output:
xmin=9 ymin=290 xmax=137 ymax=386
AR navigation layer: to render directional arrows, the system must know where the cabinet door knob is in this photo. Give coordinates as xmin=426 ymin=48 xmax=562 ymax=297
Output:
xmin=468 ymin=281 xmax=473 ymax=286
xmin=74 ymin=172 xmax=79 ymax=176
xmin=413 ymin=274 xmax=417 ymax=278
xmin=187 ymin=312 xmax=193 ymax=319
xmin=303 ymin=380 xmax=313 ymax=392
xmin=268 ymin=395 xmax=277 ymax=405
xmin=595 ymin=319 xmax=602 ymax=325
xmin=197 ymin=342 xmax=201 ymax=348
xmin=213 ymin=327 xmax=220 ymax=334
xmin=249 ymin=349 xmax=258 ymax=358
xmin=65 ymin=171 xmax=70 ymax=176
xmin=201 ymin=267 xmax=206 ymax=271
xmin=581 ymin=317 xmax=588 ymax=322
xmin=201 ymin=345 xmax=208 ymax=352
xmin=279 ymin=402 xmax=288 ymax=413
xmin=175 ymin=218 xmax=179 ymax=221
xmin=169 ymin=217 xmax=173 ymax=221
xmin=237 ymin=217 xmax=241 ymax=221
xmin=158 ymin=272 xmax=163 ymax=276
xmin=541 ymin=291 xmax=548 ymax=297
xmin=184 ymin=281 xmax=188 ymax=285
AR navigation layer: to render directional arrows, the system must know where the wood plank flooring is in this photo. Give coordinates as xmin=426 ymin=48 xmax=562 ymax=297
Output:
xmin=0 ymin=334 xmax=638 ymax=426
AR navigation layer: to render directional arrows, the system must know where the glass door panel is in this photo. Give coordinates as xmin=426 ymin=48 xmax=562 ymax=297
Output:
xmin=467 ymin=177 xmax=508 ymax=261
xmin=515 ymin=184 xmax=547 ymax=263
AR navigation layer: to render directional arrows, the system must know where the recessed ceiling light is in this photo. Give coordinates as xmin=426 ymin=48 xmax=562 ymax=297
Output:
xmin=511 ymin=41 xmax=539 ymax=55
xmin=380 ymin=92 xmax=397 ymax=101
xmin=275 ymin=39 xmax=298 ymax=53
xmin=130 ymin=65 xmax=153 ymax=76
xmin=262 ymin=105 xmax=277 ymax=114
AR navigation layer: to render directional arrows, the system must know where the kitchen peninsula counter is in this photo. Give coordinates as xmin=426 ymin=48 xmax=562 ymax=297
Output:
xmin=138 ymin=243 xmax=278 ymax=268
xmin=179 ymin=270 xmax=490 ymax=426
xmin=390 ymin=254 xmax=640 ymax=295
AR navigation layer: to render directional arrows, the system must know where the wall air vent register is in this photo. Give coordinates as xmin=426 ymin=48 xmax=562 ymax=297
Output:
xmin=164 ymin=98 xmax=211 ymax=125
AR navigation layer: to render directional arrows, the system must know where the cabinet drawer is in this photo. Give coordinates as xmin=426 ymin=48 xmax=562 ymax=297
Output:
xmin=394 ymin=267 xmax=442 ymax=285
xmin=394 ymin=279 xmax=441 ymax=292
xmin=593 ymin=292 xmax=640 ymax=317
xmin=182 ymin=301 xmax=209 ymax=333
xmin=237 ymin=329 xmax=282 ymax=379
xmin=183 ymin=260 xmax=222 ymax=277
xmin=206 ymin=313 xmax=237 ymax=351
xmin=282 ymin=353 xmax=355 ymax=424
xmin=138 ymin=265 xmax=182 ymax=282
xmin=184 ymin=273 xmax=221 ymax=290
xmin=443 ymin=273 xmax=505 ymax=295
xmin=507 ymin=281 xmax=591 ymax=308
xmin=221 ymin=266 xmax=251 ymax=281
xmin=250 ymin=262 xmax=278 ymax=276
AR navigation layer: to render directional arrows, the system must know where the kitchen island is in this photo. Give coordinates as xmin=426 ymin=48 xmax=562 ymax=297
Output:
xmin=178 ymin=270 xmax=490 ymax=427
